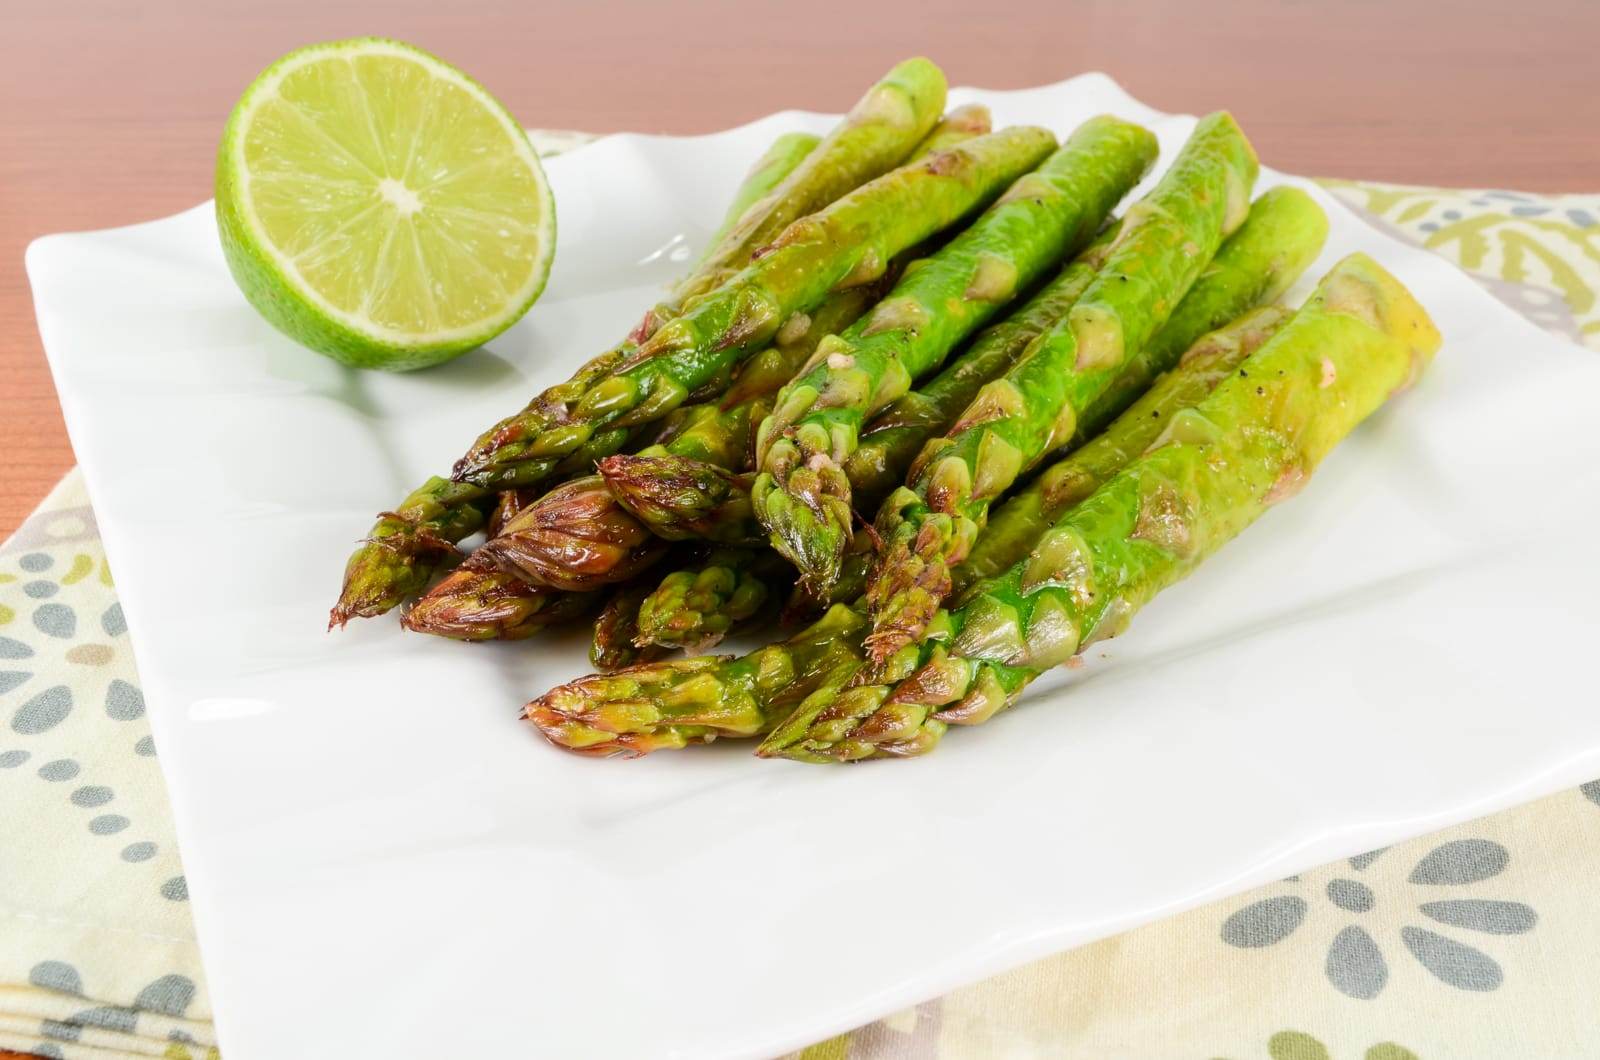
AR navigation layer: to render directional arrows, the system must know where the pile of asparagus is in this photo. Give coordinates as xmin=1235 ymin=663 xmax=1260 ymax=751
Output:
xmin=331 ymin=58 xmax=1442 ymax=762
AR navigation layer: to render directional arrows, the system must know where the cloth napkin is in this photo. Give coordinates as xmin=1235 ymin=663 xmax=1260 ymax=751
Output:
xmin=3 ymin=130 xmax=1597 ymax=1058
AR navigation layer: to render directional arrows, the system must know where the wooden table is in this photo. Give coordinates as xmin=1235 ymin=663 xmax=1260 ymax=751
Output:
xmin=3 ymin=0 xmax=1596 ymax=538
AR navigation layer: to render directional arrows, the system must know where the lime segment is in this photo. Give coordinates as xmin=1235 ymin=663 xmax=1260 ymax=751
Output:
xmin=216 ymin=38 xmax=555 ymax=370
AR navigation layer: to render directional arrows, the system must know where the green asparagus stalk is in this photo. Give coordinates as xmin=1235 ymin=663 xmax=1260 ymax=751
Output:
xmin=401 ymin=554 xmax=593 ymax=641
xmin=959 ymin=188 xmax=1329 ymax=587
xmin=1066 ymin=186 xmax=1330 ymax=449
xmin=908 ymin=103 xmax=992 ymax=156
xmin=452 ymin=126 xmax=1059 ymax=491
xmin=591 ymin=582 xmax=670 ymax=672
xmin=759 ymin=254 xmax=1442 ymax=761
xmin=675 ymin=58 xmax=947 ymax=304
xmin=864 ymin=114 xmax=1261 ymax=660
xmin=698 ymin=132 xmax=822 ymax=268
xmin=473 ymin=476 xmax=669 ymax=592
xmin=751 ymin=117 xmax=1157 ymax=594
xmin=1068 ymin=113 xmax=1260 ymax=372
xmin=955 ymin=305 xmax=1292 ymax=591
xmin=332 ymin=63 xmax=945 ymax=627
xmin=634 ymin=548 xmax=788 ymax=650
xmin=841 ymin=223 xmax=1121 ymax=514
xmin=526 ymin=603 xmax=869 ymax=756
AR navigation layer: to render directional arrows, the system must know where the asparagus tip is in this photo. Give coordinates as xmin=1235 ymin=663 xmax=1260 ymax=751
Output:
xmin=863 ymin=521 xmax=954 ymax=662
xmin=402 ymin=559 xmax=584 ymax=641
xmin=524 ymin=654 xmax=757 ymax=757
xmin=597 ymin=453 xmax=748 ymax=543
xmin=327 ymin=567 xmax=407 ymax=630
xmin=752 ymin=463 xmax=852 ymax=597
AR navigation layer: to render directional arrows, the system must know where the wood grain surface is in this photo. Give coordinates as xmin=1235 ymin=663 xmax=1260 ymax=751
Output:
xmin=3 ymin=0 xmax=1597 ymax=540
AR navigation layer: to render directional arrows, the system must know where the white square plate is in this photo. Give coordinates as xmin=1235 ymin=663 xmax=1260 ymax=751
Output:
xmin=27 ymin=74 xmax=1600 ymax=1059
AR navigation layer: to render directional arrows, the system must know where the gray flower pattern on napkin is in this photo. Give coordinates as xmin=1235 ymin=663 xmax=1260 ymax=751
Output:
xmin=1221 ymin=841 xmax=1537 ymax=999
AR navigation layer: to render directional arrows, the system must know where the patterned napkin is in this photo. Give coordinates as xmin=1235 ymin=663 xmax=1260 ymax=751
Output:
xmin=0 ymin=476 xmax=215 ymax=1060
xmin=3 ymin=130 xmax=1596 ymax=1058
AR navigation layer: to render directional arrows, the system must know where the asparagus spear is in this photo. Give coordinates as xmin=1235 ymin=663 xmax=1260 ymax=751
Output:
xmin=1068 ymin=113 xmax=1260 ymax=371
xmin=675 ymin=58 xmax=947 ymax=304
xmin=329 ymin=477 xmax=493 ymax=627
xmin=597 ymin=455 xmax=762 ymax=545
xmin=634 ymin=548 xmax=788 ymax=650
xmin=842 ymin=223 xmax=1121 ymax=515
xmin=525 ymin=604 xmax=868 ymax=756
xmin=909 ymin=103 xmax=992 ymax=156
xmin=751 ymin=117 xmax=1157 ymax=594
xmin=474 ymin=476 xmax=669 ymax=592
xmin=960 ymin=188 xmax=1329 ymax=586
xmin=591 ymin=583 xmax=670 ymax=672
xmin=955 ymin=305 xmax=1292 ymax=591
xmin=401 ymin=554 xmax=593 ymax=641
xmin=698 ymin=132 xmax=822 ymax=268
xmin=1067 ymin=186 xmax=1330 ymax=449
xmin=452 ymin=126 xmax=1060 ymax=491
xmin=332 ymin=65 xmax=944 ymax=627
xmin=759 ymin=253 xmax=1442 ymax=761
xmin=865 ymin=114 xmax=1261 ymax=660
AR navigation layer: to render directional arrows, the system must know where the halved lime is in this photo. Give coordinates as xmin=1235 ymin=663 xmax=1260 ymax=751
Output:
xmin=216 ymin=38 xmax=555 ymax=371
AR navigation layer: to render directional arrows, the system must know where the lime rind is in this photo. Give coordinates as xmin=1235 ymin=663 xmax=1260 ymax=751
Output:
xmin=216 ymin=37 xmax=555 ymax=371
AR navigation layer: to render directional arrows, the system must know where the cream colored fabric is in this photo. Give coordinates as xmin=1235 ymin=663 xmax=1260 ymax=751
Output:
xmin=0 ymin=473 xmax=215 ymax=1060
